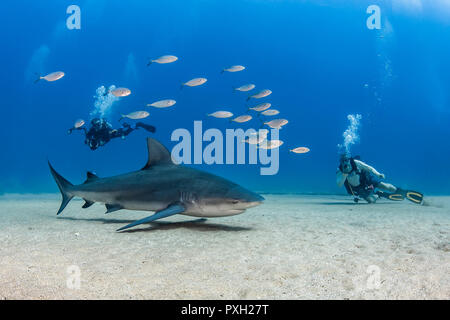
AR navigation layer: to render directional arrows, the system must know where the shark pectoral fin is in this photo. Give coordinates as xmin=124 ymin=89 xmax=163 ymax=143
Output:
xmin=82 ymin=199 xmax=95 ymax=209
xmin=116 ymin=203 xmax=185 ymax=232
xmin=105 ymin=204 xmax=123 ymax=214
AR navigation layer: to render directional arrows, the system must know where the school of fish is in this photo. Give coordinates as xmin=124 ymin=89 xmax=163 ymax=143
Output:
xmin=37 ymin=53 xmax=309 ymax=154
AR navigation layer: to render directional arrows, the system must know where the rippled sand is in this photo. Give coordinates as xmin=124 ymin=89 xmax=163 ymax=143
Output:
xmin=0 ymin=194 xmax=448 ymax=299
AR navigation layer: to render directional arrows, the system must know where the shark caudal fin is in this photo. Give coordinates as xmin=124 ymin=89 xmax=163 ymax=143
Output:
xmin=48 ymin=161 xmax=74 ymax=215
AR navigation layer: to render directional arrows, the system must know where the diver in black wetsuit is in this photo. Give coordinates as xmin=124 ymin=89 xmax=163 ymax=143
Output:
xmin=68 ymin=118 xmax=156 ymax=150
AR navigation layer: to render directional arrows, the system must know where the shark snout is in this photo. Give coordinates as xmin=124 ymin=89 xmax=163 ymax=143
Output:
xmin=238 ymin=200 xmax=263 ymax=210
xmin=242 ymin=194 xmax=265 ymax=209
xmin=227 ymin=187 xmax=264 ymax=209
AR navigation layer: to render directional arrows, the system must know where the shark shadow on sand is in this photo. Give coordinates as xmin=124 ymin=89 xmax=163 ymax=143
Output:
xmin=57 ymin=216 xmax=252 ymax=233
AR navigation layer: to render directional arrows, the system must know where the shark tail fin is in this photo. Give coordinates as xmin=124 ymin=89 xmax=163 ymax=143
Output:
xmin=48 ymin=161 xmax=74 ymax=215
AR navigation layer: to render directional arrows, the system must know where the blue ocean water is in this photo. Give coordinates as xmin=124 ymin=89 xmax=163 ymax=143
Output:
xmin=1 ymin=0 xmax=449 ymax=195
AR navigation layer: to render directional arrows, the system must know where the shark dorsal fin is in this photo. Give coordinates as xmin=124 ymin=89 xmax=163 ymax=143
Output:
xmin=142 ymin=138 xmax=173 ymax=170
xmin=84 ymin=171 xmax=99 ymax=183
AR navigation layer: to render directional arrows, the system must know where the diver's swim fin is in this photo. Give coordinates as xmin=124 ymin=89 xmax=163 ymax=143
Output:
xmin=386 ymin=188 xmax=424 ymax=205
xmin=136 ymin=122 xmax=156 ymax=133
xmin=116 ymin=203 xmax=185 ymax=232
xmin=388 ymin=193 xmax=405 ymax=201
xmin=404 ymin=190 xmax=424 ymax=205
xmin=376 ymin=191 xmax=404 ymax=201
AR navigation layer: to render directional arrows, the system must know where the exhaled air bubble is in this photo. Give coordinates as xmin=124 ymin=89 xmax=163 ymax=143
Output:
xmin=90 ymin=85 xmax=120 ymax=119
xmin=338 ymin=114 xmax=362 ymax=154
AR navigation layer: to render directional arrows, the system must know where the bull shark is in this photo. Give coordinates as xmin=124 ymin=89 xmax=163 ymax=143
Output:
xmin=49 ymin=138 xmax=264 ymax=231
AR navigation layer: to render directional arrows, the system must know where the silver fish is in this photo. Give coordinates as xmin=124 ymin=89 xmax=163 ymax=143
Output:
xmin=208 ymin=111 xmax=234 ymax=118
xmin=74 ymin=119 xmax=85 ymax=128
xmin=110 ymin=87 xmax=131 ymax=97
xmin=222 ymin=65 xmax=245 ymax=73
xmin=261 ymin=109 xmax=280 ymax=116
xmin=231 ymin=115 xmax=252 ymax=123
xmin=182 ymin=78 xmax=208 ymax=88
xmin=258 ymin=140 xmax=284 ymax=149
xmin=234 ymin=84 xmax=255 ymax=92
xmin=147 ymin=99 xmax=177 ymax=108
xmin=35 ymin=71 xmax=65 ymax=83
xmin=249 ymin=103 xmax=271 ymax=112
xmin=148 ymin=55 xmax=178 ymax=66
xmin=120 ymin=111 xmax=150 ymax=120
xmin=264 ymin=119 xmax=288 ymax=129
xmin=243 ymin=133 xmax=267 ymax=145
xmin=247 ymin=89 xmax=272 ymax=101
xmin=290 ymin=147 xmax=310 ymax=154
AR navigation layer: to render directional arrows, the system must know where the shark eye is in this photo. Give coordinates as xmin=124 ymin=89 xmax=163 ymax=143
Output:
xmin=231 ymin=200 xmax=240 ymax=204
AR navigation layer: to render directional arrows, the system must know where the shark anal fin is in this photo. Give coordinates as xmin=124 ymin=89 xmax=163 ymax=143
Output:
xmin=82 ymin=199 xmax=95 ymax=209
xmin=105 ymin=204 xmax=123 ymax=214
xmin=117 ymin=203 xmax=185 ymax=232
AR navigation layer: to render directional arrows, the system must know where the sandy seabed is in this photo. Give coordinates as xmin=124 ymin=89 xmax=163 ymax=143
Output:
xmin=0 ymin=194 xmax=448 ymax=300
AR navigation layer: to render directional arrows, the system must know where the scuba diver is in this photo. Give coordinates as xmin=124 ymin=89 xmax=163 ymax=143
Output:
xmin=336 ymin=153 xmax=423 ymax=204
xmin=68 ymin=118 xmax=156 ymax=151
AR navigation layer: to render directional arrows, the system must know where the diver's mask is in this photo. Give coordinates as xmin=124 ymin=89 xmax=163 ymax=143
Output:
xmin=91 ymin=118 xmax=101 ymax=129
xmin=340 ymin=154 xmax=352 ymax=174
